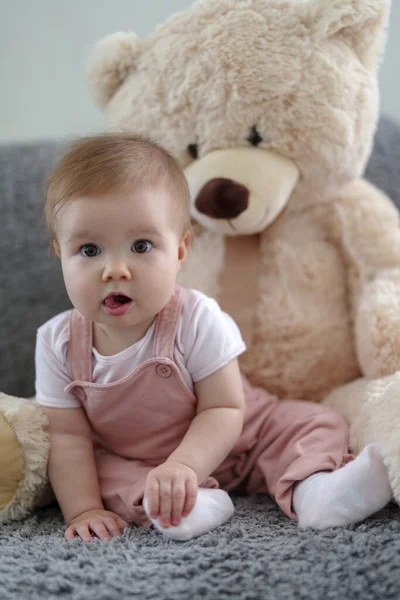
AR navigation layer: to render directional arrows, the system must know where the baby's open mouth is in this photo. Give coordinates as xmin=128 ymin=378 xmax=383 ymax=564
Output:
xmin=103 ymin=294 xmax=132 ymax=309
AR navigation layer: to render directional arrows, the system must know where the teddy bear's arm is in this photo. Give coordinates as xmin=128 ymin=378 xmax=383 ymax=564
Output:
xmin=333 ymin=179 xmax=400 ymax=379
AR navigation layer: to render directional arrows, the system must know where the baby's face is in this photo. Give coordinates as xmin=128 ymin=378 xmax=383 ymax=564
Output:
xmin=55 ymin=185 xmax=189 ymax=340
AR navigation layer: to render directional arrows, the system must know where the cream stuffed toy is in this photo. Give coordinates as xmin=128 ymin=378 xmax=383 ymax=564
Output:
xmin=1 ymin=0 xmax=399 ymax=522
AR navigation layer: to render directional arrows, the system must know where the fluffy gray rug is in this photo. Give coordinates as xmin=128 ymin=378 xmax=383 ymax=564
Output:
xmin=2 ymin=496 xmax=400 ymax=600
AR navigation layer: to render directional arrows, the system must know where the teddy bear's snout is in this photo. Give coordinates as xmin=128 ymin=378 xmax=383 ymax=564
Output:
xmin=194 ymin=178 xmax=249 ymax=220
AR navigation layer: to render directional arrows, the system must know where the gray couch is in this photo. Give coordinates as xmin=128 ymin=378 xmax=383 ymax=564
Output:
xmin=1 ymin=142 xmax=70 ymax=397
xmin=2 ymin=120 xmax=400 ymax=600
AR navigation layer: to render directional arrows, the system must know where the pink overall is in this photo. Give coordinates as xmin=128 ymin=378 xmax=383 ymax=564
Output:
xmin=65 ymin=286 xmax=351 ymax=525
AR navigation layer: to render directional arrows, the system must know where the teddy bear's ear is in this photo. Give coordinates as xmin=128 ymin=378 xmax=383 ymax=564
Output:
xmin=302 ymin=0 xmax=391 ymax=69
xmin=86 ymin=32 xmax=143 ymax=109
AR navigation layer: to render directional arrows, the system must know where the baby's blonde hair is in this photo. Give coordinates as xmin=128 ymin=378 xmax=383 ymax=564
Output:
xmin=45 ymin=133 xmax=191 ymax=252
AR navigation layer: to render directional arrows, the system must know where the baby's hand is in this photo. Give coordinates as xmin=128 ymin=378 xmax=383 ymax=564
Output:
xmin=65 ymin=509 xmax=129 ymax=543
xmin=144 ymin=461 xmax=198 ymax=528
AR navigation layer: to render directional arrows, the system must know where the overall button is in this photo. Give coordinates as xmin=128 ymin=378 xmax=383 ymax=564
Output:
xmin=74 ymin=386 xmax=86 ymax=402
xmin=156 ymin=364 xmax=172 ymax=378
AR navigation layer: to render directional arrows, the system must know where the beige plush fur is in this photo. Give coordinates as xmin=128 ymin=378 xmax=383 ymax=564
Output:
xmin=0 ymin=0 xmax=398 ymax=522
xmin=87 ymin=0 xmax=400 ymax=495
xmin=0 ymin=394 xmax=50 ymax=522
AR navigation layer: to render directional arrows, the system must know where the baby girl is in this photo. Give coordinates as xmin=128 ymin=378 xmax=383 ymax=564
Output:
xmin=36 ymin=133 xmax=392 ymax=542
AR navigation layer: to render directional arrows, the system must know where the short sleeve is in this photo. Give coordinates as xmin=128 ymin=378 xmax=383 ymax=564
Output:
xmin=35 ymin=314 xmax=81 ymax=408
xmin=178 ymin=290 xmax=246 ymax=382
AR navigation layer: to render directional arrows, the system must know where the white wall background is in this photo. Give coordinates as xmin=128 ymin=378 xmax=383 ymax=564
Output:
xmin=0 ymin=0 xmax=399 ymax=143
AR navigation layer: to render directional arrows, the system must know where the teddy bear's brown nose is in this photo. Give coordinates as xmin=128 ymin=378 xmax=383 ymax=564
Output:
xmin=195 ymin=178 xmax=249 ymax=219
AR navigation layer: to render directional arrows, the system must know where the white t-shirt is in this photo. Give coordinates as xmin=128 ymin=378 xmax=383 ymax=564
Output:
xmin=35 ymin=288 xmax=246 ymax=409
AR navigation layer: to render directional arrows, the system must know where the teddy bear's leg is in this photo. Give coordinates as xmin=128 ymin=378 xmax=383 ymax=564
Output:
xmin=323 ymin=373 xmax=400 ymax=504
xmin=0 ymin=393 xmax=53 ymax=523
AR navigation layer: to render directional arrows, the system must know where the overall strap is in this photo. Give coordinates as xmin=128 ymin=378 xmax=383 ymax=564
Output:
xmin=153 ymin=286 xmax=185 ymax=360
xmin=68 ymin=310 xmax=93 ymax=382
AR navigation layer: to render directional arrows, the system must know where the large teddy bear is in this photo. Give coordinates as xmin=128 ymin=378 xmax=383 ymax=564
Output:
xmin=1 ymin=0 xmax=399 ymax=522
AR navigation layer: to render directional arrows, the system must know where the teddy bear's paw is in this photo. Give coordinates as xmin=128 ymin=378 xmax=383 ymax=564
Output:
xmin=325 ymin=372 xmax=400 ymax=507
xmin=0 ymin=393 xmax=51 ymax=523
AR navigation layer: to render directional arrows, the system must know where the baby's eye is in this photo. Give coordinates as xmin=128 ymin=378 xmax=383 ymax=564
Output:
xmin=132 ymin=240 xmax=153 ymax=254
xmin=80 ymin=244 xmax=101 ymax=257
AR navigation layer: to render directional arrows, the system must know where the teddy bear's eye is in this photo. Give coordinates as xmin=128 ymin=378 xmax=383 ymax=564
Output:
xmin=187 ymin=143 xmax=198 ymax=159
xmin=247 ymin=126 xmax=263 ymax=147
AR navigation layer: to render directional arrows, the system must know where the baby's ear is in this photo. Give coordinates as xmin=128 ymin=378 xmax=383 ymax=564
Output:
xmin=86 ymin=32 xmax=143 ymax=109
xmin=302 ymin=0 xmax=391 ymax=70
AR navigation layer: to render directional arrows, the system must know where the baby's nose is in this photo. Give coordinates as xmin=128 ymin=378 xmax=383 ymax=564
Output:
xmin=102 ymin=260 xmax=132 ymax=281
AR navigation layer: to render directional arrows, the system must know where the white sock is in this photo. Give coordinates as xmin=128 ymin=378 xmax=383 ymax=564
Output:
xmin=293 ymin=443 xmax=393 ymax=529
xmin=143 ymin=488 xmax=234 ymax=541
